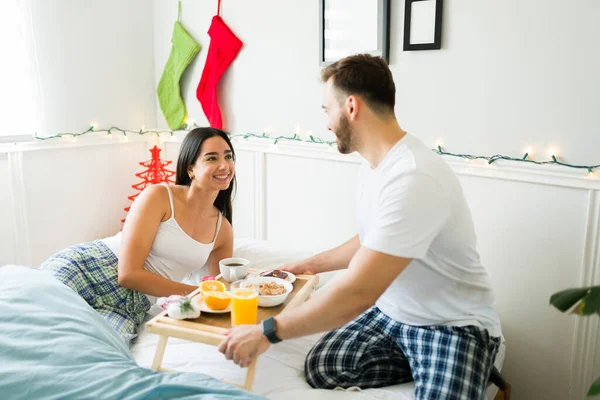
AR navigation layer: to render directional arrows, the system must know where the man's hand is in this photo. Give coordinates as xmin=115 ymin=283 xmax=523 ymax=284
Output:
xmin=217 ymin=324 xmax=270 ymax=368
xmin=280 ymin=260 xmax=314 ymax=275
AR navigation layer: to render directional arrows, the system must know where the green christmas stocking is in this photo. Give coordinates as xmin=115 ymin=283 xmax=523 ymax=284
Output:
xmin=157 ymin=3 xmax=201 ymax=130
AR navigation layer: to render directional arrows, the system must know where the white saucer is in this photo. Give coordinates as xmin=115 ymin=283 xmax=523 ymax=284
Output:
xmin=192 ymin=295 xmax=231 ymax=313
xmin=199 ymin=301 xmax=231 ymax=314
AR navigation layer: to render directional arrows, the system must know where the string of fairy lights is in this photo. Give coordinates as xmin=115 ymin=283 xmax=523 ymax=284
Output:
xmin=434 ymin=145 xmax=600 ymax=177
xmin=229 ymin=132 xmax=336 ymax=146
xmin=33 ymin=123 xmax=179 ymax=141
xmin=24 ymin=123 xmax=600 ymax=178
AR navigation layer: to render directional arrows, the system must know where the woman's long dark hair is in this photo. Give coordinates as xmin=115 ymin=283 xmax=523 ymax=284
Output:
xmin=175 ymin=127 xmax=236 ymax=225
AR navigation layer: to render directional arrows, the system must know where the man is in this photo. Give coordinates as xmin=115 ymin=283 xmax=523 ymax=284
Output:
xmin=218 ymin=54 xmax=501 ymax=399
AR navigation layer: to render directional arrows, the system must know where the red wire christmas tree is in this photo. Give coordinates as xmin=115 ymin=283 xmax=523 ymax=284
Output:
xmin=121 ymin=145 xmax=175 ymax=223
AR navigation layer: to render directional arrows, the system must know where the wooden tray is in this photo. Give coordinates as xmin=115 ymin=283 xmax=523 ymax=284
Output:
xmin=190 ymin=272 xmax=314 ymax=329
xmin=146 ymin=269 xmax=319 ymax=340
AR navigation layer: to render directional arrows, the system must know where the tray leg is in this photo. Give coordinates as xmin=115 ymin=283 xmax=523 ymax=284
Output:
xmin=151 ymin=335 xmax=169 ymax=371
xmin=243 ymin=359 xmax=258 ymax=391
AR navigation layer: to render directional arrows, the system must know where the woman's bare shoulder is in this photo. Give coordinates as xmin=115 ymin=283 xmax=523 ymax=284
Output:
xmin=133 ymin=184 xmax=171 ymax=219
xmin=140 ymin=183 xmax=171 ymax=200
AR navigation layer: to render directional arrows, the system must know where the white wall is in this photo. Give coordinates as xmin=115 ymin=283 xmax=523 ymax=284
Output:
xmin=153 ymin=0 xmax=600 ymax=165
xmin=0 ymin=139 xmax=153 ymax=267
xmin=30 ymin=0 xmax=157 ymax=135
xmin=0 ymin=153 xmax=17 ymax=264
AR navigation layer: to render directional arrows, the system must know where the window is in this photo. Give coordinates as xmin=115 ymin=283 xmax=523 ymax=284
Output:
xmin=0 ymin=0 xmax=39 ymax=142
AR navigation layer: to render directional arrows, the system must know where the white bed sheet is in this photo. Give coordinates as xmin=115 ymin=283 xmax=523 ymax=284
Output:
xmin=132 ymin=239 xmax=505 ymax=399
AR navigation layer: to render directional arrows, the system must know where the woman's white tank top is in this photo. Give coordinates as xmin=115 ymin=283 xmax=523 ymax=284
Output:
xmin=102 ymin=183 xmax=222 ymax=300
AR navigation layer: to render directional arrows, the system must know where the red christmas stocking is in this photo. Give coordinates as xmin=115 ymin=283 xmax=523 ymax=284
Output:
xmin=196 ymin=0 xmax=243 ymax=129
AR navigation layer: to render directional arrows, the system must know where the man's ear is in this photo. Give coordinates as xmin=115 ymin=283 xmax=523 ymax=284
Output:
xmin=346 ymin=95 xmax=359 ymax=120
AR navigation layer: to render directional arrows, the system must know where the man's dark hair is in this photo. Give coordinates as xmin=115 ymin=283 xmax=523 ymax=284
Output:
xmin=321 ymin=54 xmax=395 ymax=115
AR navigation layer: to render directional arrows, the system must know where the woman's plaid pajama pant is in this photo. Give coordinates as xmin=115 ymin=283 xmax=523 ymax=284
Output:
xmin=39 ymin=241 xmax=151 ymax=345
xmin=305 ymin=306 xmax=500 ymax=400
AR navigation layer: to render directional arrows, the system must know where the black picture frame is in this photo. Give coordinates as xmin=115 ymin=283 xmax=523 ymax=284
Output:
xmin=403 ymin=0 xmax=443 ymax=51
xmin=319 ymin=0 xmax=391 ymax=66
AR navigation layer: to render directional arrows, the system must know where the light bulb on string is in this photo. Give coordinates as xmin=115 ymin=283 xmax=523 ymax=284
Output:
xmin=266 ymin=125 xmax=275 ymax=138
xmin=303 ymin=131 xmax=313 ymax=145
xmin=185 ymin=118 xmax=195 ymax=130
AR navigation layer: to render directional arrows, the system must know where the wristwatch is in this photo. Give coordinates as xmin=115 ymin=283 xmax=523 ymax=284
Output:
xmin=261 ymin=317 xmax=282 ymax=343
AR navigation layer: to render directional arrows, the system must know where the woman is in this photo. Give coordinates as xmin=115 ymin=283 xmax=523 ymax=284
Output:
xmin=39 ymin=127 xmax=236 ymax=344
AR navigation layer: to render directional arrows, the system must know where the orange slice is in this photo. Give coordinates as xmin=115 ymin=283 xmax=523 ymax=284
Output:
xmin=204 ymin=291 xmax=232 ymax=310
xmin=199 ymin=280 xmax=226 ymax=294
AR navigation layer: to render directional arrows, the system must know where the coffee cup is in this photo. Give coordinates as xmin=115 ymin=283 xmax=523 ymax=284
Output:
xmin=219 ymin=258 xmax=250 ymax=282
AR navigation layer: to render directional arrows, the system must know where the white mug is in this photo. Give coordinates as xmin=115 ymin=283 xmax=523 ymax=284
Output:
xmin=219 ymin=257 xmax=250 ymax=282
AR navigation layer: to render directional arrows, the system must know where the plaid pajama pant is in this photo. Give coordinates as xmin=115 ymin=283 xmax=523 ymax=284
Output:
xmin=39 ymin=240 xmax=151 ymax=345
xmin=305 ymin=306 xmax=501 ymax=400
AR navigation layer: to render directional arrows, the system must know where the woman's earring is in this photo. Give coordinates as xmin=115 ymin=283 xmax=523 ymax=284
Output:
xmin=189 ymin=173 xmax=194 ymax=180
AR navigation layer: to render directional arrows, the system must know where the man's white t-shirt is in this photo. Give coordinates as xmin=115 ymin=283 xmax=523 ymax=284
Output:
xmin=358 ymin=133 xmax=501 ymax=337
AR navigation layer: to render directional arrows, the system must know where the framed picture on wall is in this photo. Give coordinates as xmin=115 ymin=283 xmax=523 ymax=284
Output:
xmin=319 ymin=0 xmax=391 ymax=66
xmin=403 ymin=0 xmax=444 ymax=51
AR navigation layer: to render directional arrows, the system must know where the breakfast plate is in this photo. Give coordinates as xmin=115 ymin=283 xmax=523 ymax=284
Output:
xmin=192 ymin=295 xmax=231 ymax=314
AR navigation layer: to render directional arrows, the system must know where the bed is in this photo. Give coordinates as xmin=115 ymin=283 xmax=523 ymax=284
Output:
xmin=131 ymin=238 xmax=506 ymax=399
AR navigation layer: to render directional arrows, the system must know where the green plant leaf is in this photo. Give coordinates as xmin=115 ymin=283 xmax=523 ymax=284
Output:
xmin=582 ymin=287 xmax=600 ymax=315
xmin=179 ymin=297 xmax=194 ymax=313
xmin=588 ymin=376 xmax=600 ymax=396
xmin=550 ymin=287 xmax=590 ymax=312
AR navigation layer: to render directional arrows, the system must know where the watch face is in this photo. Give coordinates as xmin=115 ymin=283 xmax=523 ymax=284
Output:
xmin=262 ymin=318 xmax=281 ymax=343
xmin=263 ymin=317 xmax=275 ymax=333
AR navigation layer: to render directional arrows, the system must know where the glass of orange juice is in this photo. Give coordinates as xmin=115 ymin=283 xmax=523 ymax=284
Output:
xmin=230 ymin=281 xmax=258 ymax=326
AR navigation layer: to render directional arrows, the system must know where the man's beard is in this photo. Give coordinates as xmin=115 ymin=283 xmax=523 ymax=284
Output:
xmin=334 ymin=115 xmax=354 ymax=154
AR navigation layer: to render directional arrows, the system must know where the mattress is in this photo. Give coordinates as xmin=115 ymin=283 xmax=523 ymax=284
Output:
xmin=131 ymin=239 xmax=505 ymax=399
